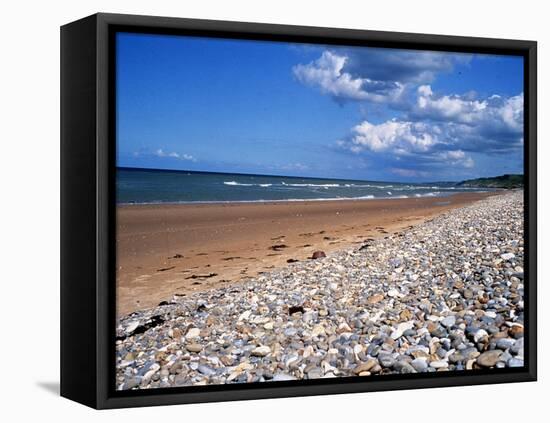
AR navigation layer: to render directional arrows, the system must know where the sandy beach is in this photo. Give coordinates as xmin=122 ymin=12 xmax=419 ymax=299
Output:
xmin=116 ymin=191 xmax=524 ymax=389
xmin=117 ymin=192 xmax=496 ymax=316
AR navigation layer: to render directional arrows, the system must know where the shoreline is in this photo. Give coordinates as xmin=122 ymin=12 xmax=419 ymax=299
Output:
xmin=116 ymin=191 xmax=525 ymax=389
xmin=117 ymin=191 xmax=498 ymax=316
xmin=116 ymin=189 xmax=494 ymax=206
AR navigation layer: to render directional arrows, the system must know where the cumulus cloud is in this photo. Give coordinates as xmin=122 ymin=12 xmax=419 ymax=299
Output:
xmin=414 ymin=85 xmax=487 ymax=123
xmin=412 ymin=85 xmax=523 ymax=131
xmin=155 ymin=149 xmax=197 ymax=161
xmin=293 ymin=51 xmax=404 ymax=103
xmin=349 ymin=119 xmax=437 ymax=154
xmin=293 ymin=47 xmax=521 ymax=178
xmin=343 ymin=48 xmax=472 ymax=84
xmin=340 ymin=118 xmax=475 ymax=170
xmin=409 ymin=86 xmax=524 ymax=154
xmin=335 ymin=81 xmax=523 ymax=174
xmin=435 ymin=150 xmax=475 ymax=168
xmin=293 ymin=48 xmax=471 ymax=103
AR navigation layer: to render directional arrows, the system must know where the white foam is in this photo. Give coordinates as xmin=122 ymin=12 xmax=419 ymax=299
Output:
xmin=414 ymin=191 xmax=441 ymax=198
xmin=224 ymin=181 xmax=253 ymax=186
xmin=285 ymin=183 xmax=340 ymax=187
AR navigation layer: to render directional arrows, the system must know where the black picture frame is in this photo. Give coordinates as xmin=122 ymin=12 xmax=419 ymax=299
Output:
xmin=60 ymin=12 xmax=537 ymax=409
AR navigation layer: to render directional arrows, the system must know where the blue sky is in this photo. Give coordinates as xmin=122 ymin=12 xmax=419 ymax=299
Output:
xmin=116 ymin=32 xmax=524 ymax=182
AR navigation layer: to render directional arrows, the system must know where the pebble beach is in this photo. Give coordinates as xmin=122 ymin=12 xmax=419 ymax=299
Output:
xmin=116 ymin=191 xmax=525 ymax=390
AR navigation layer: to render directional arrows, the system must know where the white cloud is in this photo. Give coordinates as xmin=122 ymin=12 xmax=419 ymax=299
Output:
xmin=339 ymin=48 xmax=472 ymax=85
xmin=413 ymin=85 xmax=524 ymax=137
xmin=440 ymin=149 xmax=465 ymax=160
xmin=414 ymin=85 xmax=488 ymax=123
xmin=417 ymin=85 xmax=433 ymax=97
xmin=339 ymin=118 xmax=475 ymax=169
xmin=155 ymin=149 xmax=196 ymax=161
xmin=348 ymin=119 xmax=437 ymax=154
xmin=435 ymin=149 xmax=475 ymax=168
xmin=293 ymin=51 xmax=404 ymax=103
xmin=293 ymin=48 xmax=521 ymax=176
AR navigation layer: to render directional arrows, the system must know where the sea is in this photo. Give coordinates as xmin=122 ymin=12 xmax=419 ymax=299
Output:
xmin=116 ymin=167 xmax=487 ymax=204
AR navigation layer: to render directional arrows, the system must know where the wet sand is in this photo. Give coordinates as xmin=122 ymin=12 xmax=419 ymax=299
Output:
xmin=116 ymin=192 xmax=497 ymax=316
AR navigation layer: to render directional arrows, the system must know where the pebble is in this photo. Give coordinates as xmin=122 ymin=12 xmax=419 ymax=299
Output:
xmin=198 ymin=365 xmax=215 ymax=376
xmin=430 ymin=360 xmax=449 ymax=369
xmin=186 ymin=343 xmax=203 ymax=353
xmin=307 ymin=368 xmax=323 ymax=379
xmin=186 ymin=328 xmax=201 ymax=339
xmin=441 ymin=316 xmax=456 ymax=328
xmin=272 ymin=373 xmax=297 ymax=381
xmin=115 ymin=192 xmax=525 ymax=389
xmin=378 ymin=354 xmax=395 ymax=368
xmin=476 ymin=350 xmax=502 ymax=367
xmin=411 ymin=358 xmax=428 ymax=372
xmin=496 ymin=338 xmax=516 ymax=350
xmin=251 ymin=346 xmax=271 ymax=357
xmin=354 ymin=360 xmax=377 ymax=375
xmin=473 ymin=329 xmax=489 ymax=343
xmin=125 ymin=321 xmax=140 ymax=334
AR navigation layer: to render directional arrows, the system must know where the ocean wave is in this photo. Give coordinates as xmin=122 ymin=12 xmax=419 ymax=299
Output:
xmin=281 ymin=182 xmax=341 ymax=188
xmin=223 ymin=181 xmax=254 ymax=186
xmin=225 ymin=181 xmax=339 ymax=188
xmin=344 ymin=183 xmax=394 ymax=188
xmin=414 ymin=191 xmax=441 ymax=197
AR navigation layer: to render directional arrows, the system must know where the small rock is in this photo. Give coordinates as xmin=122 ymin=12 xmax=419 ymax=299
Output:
xmin=441 ymin=316 xmax=456 ymax=328
xmin=272 ymin=373 xmax=297 ymax=381
xmin=354 ymin=360 xmax=377 ymax=375
xmin=410 ymin=358 xmax=428 ymax=372
xmin=123 ymin=377 xmax=141 ymax=389
xmin=197 ymin=365 xmax=215 ymax=376
xmin=476 ymin=350 xmax=502 ymax=367
xmin=430 ymin=360 xmax=449 ymax=369
xmin=311 ymin=251 xmax=326 ymax=259
xmin=185 ymin=327 xmax=201 ymax=339
xmin=251 ymin=346 xmax=271 ymax=357
xmin=473 ymin=329 xmax=489 ymax=343
xmin=394 ymin=361 xmax=416 ymax=373
xmin=307 ymin=368 xmax=323 ymax=379
xmin=312 ymin=324 xmax=325 ymax=337
xmin=186 ymin=343 xmax=203 ymax=353
xmin=508 ymin=325 xmax=524 ymax=339
xmin=378 ymin=354 xmax=395 ymax=368
xmin=125 ymin=321 xmax=140 ymax=334
xmin=367 ymin=293 xmax=385 ymax=304
xmin=496 ymin=338 xmax=516 ymax=350
xmin=387 ymin=288 xmax=400 ymax=298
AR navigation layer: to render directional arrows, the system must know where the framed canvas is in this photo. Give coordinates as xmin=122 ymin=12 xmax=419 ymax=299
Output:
xmin=60 ymin=13 xmax=537 ymax=409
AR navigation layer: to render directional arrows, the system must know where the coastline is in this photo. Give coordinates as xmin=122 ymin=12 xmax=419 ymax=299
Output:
xmin=117 ymin=191 xmax=498 ymax=316
xmin=116 ymin=191 xmax=524 ymax=389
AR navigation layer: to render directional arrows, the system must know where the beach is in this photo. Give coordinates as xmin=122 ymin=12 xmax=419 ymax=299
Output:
xmin=115 ymin=191 xmax=525 ymax=389
xmin=117 ymin=191 xmax=496 ymax=316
